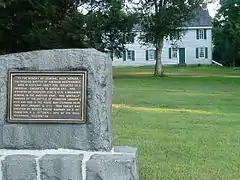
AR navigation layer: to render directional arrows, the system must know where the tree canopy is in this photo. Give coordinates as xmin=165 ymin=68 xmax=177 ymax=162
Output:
xmin=213 ymin=0 xmax=240 ymax=67
xmin=0 ymin=0 xmax=86 ymax=54
xmin=134 ymin=0 xmax=208 ymax=76
xmin=1 ymin=0 xmax=238 ymax=70
xmin=0 ymin=0 xmax=136 ymax=58
xmin=84 ymin=0 xmax=136 ymax=60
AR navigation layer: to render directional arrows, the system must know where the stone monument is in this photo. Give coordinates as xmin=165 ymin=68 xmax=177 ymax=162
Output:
xmin=0 ymin=49 xmax=138 ymax=180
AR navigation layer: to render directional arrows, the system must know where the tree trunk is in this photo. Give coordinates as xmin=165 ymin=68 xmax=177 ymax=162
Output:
xmin=154 ymin=39 xmax=164 ymax=77
xmin=110 ymin=50 xmax=114 ymax=61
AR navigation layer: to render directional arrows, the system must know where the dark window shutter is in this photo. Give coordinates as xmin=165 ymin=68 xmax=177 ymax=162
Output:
xmin=169 ymin=48 xmax=171 ymax=59
xmin=196 ymin=29 xmax=199 ymax=40
xmin=146 ymin=50 xmax=148 ymax=61
xmin=196 ymin=48 xmax=199 ymax=58
xmin=154 ymin=50 xmax=157 ymax=60
xmin=205 ymin=47 xmax=208 ymax=58
xmin=204 ymin=29 xmax=207 ymax=39
xmin=123 ymin=50 xmax=126 ymax=61
xmin=132 ymin=51 xmax=135 ymax=61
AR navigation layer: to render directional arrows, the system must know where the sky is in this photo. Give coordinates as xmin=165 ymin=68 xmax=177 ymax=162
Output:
xmin=79 ymin=1 xmax=221 ymax=18
xmin=207 ymin=0 xmax=220 ymax=17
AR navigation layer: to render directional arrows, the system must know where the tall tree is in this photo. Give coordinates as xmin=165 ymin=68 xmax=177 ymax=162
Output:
xmin=102 ymin=0 xmax=136 ymax=60
xmin=0 ymin=0 xmax=86 ymax=54
xmin=213 ymin=0 xmax=240 ymax=67
xmin=134 ymin=0 xmax=208 ymax=76
xmin=84 ymin=0 xmax=136 ymax=60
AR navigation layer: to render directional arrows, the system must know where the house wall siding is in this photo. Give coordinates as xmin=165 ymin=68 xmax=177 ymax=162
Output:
xmin=112 ymin=28 xmax=212 ymax=66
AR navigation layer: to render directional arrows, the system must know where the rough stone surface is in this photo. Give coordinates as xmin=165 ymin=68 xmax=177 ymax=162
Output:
xmin=3 ymin=124 xmax=89 ymax=150
xmin=0 ymin=125 xmax=3 ymax=148
xmin=0 ymin=77 xmax=7 ymax=126
xmin=0 ymin=49 xmax=112 ymax=151
xmin=2 ymin=155 xmax=37 ymax=180
xmin=0 ymin=149 xmax=138 ymax=180
xmin=86 ymin=153 xmax=138 ymax=180
xmin=39 ymin=154 xmax=83 ymax=180
xmin=114 ymin=146 xmax=139 ymax=180
xmin=114 ymin=146 xmax=138 ymax=155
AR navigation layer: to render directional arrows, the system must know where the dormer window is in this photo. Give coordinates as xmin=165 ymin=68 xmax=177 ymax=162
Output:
xmin=197 ymin=29 xmax=207 ymax=40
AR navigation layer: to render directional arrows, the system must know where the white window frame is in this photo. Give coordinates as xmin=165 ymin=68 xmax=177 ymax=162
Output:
xmin=172 ymin=47 xmax=178 ymax=58
xmin=148 ymin=50 xmax=155 ymax=61
xmin=199 ymin=47 xmax=205 ymax=58
xmin=199 ymin=29 xmax=204 ymax=39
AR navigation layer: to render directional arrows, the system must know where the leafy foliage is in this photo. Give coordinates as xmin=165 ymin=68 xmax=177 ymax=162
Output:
xmin=134 ymin=0 xmax=207 ymax=76
xmin=84 ymin=0 xmax=137 ymax=60
xmin=213 ymin=0 xmax=240 ymax=67
xmin=0 ymin=0 xmax=86 ymax=55
xmin=138 ymin=0 xmax=204 ymax=44
xmin=0 ymin=0 xmax=136 ymax=58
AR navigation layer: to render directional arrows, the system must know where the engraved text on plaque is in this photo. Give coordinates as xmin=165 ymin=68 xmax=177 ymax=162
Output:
xmin=8 ymin=71 xmax=87 ymax=123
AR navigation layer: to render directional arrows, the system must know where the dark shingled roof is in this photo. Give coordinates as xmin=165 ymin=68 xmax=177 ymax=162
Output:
xmin=133 ymin=8 xmax=212 ymax=31
xmin=185 ymin=8 xmax=212 ymax=27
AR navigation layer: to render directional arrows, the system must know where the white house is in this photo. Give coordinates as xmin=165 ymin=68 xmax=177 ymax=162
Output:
xmin=112 ymin=7 xmax=212 ymax=66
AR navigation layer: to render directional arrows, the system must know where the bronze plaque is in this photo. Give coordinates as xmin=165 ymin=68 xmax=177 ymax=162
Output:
xmin=8 ymin=71 xmax=87 ymax=123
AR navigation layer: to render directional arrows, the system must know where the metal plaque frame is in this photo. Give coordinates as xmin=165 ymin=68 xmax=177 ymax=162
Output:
xmin=8 ymin=71 xmax=87 ymax=124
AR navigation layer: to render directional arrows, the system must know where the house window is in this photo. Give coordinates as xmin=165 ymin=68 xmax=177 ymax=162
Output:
xmin=127 ymin=50 xmax=135 ymax=61
xmin=146 ymin=50 xmax=156 ymax=61
xmin=172 ymin=47 xmax=178 ymax=58
xmin=199 ymin=30 xmax=204 ymax=39
xmin=169 ymin=47 xmax=178 ymax=59
xmin=199 ymin=47 xmax=205 ymax=57
xmin=148 ymin=50 xmax=155 ymax=60
xmin=197 ymin=29 xmax=207 ymax=40
xmin=196 ymin=47 xmax=208 ymax=59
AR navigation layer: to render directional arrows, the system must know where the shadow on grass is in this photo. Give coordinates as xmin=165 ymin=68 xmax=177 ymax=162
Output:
xmin=113 ymin=72 xmax=240 ymax=79
xmin=113 ymin=72 xmax=170 ymax=79
xmin=113 ymin=66 xmax=240 ymax=79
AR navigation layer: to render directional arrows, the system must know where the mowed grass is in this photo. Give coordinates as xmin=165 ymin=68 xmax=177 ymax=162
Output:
xmin=112 ymin=66 xmax=240 ymax=180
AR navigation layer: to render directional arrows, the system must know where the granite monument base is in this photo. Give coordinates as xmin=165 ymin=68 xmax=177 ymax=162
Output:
xmin=0 ymin=146 xmax=138 ymax=180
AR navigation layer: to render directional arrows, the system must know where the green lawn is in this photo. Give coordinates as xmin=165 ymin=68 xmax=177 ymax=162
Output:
xmin=112 ymin=66 xmax=240 ymax=180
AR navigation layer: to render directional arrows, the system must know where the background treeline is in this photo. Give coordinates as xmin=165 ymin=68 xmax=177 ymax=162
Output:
xmin=213 ymin=0 xmax=240 ymax=67
xmin=0 ymin=0 xmax=137 ymax=60
xmin=0 ymin=0 xmax=239 ymax=67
